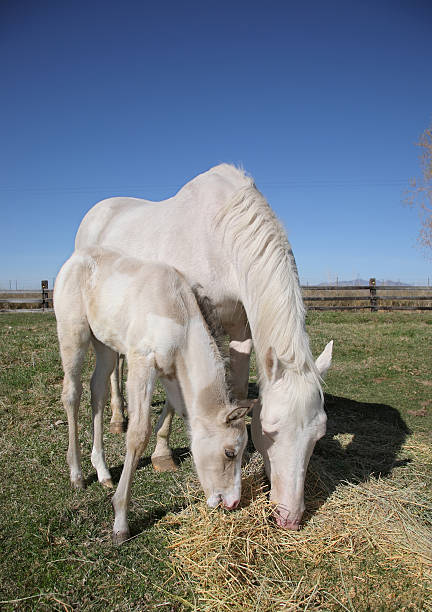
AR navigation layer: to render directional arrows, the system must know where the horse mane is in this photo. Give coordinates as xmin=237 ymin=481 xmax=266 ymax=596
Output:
xmin=214 ymin=171 xmax=320 ymax=385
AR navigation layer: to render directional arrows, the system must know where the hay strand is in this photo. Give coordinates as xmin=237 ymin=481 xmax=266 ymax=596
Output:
xmin=160 ymin=449 xmax=432 ymax=611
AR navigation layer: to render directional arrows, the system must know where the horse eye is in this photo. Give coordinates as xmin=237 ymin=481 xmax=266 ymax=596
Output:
xmin=225 ymin=449 xmax=236 ymax=459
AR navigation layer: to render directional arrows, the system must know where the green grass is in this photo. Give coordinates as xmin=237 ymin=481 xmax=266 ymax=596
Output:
xmin=0 ymin=312 xmax=431 ymax=610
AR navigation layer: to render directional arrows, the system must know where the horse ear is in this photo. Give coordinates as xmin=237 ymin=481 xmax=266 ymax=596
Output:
xmin=225 ymin=405 xmax=250 ymax=423
xmin=315 ymin=340 xmax=333 ymax=378
xmin=265 ymin=347 xmax=283 ymax=383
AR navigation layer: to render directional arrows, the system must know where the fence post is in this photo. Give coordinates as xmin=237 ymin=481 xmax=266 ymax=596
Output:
xmin=41 ymin=280 xmax=49 ymax=311
xmin=369 ymin=278 xmax=377 ymax=312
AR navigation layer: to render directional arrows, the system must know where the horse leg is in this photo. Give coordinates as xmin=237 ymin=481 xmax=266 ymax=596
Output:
xmin=112 ymin=352 xmax=156 ymax=544
xmin=226 ymin=318 xmax=253 ymax=401
xmin=109 ymin=354 xmax=127 ymax=434
xmin=90 ymin=338 xmax=117 ymax=488
xmin=151 ymin=401 xmax=177 ymax=472
xmin=151 ymin=377 xmax=186 ymax=472
xmin=58 ymin=321 xmax=90 ymax=490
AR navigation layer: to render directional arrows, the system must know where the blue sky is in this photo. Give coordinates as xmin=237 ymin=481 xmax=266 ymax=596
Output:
xmin=1 ymin=0 xmax=431 ymax=288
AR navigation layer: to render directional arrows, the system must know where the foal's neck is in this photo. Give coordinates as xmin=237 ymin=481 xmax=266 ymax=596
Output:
xmin=176 ymin=315 xmax=228 ymax=419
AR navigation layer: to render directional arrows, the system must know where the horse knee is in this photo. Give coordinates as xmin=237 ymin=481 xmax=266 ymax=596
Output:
xmin=126 ymin=425 xmax=150 ymax=456
xmin=62 ymin=381 xmax=82 ymax=410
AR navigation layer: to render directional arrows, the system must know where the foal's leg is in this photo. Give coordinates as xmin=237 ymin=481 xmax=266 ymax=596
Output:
xmin=112 ymin=352 xmax=156 ymax=544
xmin=151 ymin=377 xmax=186 ymax=472
xmin=58 ymin=322 xmax=91 ymax=490
xmin=109 ymin=354 xmax=127 ymax=434
xmin=90 ymin=338 xmax=117 ymax=488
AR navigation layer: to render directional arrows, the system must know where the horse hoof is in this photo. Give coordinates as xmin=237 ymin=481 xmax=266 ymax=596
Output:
xmin=151 ymin=455 xmax=178 ymax=472
xmin=112 ymin=530 xmax=130 ymax=545
xmin=109 ymin=422 xmax=125 ymax=434
xmin=101 ymin=478 xmax=114 ymax=489
xmin=72 ymin=477 xmax=85 ymax=490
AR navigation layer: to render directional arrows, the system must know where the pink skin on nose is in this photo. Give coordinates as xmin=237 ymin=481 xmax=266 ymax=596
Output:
xmin=274 ymin=508 xmax=302 ymax=530
xmin=223 ymin=499 xmax=239 ymax=510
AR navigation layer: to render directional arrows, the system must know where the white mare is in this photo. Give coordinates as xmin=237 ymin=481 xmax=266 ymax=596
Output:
xmin=76 ymin=164 xmax=333 ymax=529
xmin=54 ymin=247 xmax=248 ymax=543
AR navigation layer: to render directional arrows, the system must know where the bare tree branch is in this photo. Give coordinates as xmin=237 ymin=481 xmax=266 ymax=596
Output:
xmin=405 ymin=121 xmax=432 ymax=253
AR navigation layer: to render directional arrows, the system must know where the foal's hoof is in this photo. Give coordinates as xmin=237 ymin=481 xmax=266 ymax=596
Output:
xmin=151 ymin=455 xmax=178 ymax=472
xmin=112 ymin=530 xmax=130 ymax=545
xmin=109 ymin=421 xmax=126 ymax=434
xmin=101 ymin=478 xmax=114 ymax=489
xmin=71 ymin=477 xmax=85 ymax=490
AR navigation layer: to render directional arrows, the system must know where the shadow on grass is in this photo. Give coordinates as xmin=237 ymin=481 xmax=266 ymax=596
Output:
xmin=85 ymin=446 xmax=191 ymax=488
xmin=87 ymin=385 xmax=410 ymax=532
xmin=322 ymin=393 xmax=409 ymax=470
xmin=129 ymin=506 xmax=181 ymax=535
xmin=303 ymin=392 xmax=411 ymax=521
xmin=246 ymin=382 xmax=411 ymax=521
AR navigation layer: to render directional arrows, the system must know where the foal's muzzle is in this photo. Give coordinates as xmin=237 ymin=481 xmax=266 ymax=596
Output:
xmin=207 ymin=493 xmax=239 ymax=510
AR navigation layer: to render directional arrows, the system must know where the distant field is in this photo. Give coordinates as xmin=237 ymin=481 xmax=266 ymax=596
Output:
xmin=0 ymin=312 xmax=431 ymax=610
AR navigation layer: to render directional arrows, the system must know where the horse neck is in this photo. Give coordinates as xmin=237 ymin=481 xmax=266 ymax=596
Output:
xmin=245 ymin=282 xmax=309 ymax=373
xmin=215 ymin=182 xmax=316 ymax=377
xmin=175 ymin=314 xmax=229 ymax=420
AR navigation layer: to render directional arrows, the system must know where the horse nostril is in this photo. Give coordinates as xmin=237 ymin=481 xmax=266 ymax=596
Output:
xmin=286 ymin=520 xmax=300 ymax=531
xmin=274 ymin=511 xmax=301 ymax=530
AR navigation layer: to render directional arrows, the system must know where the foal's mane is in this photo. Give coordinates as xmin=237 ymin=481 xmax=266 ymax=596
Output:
xmin=190 ymin=285 xmax=234 ymax=396
xmin=191 ymin=285 xmax=226 ymax=356
xmin=215 ymin=167 xmax=319 ymax=382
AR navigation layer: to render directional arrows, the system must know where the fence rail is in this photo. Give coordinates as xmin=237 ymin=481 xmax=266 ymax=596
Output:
xmin=0 ymin=281 xmax=53 ymax=311
xmin=1 ymin=279 xmax=432 ymax=312
xmin=303 ymin=279 xmax=432 ymax=311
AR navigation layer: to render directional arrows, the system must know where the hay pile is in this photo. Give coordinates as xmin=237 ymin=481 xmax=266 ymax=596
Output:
xmin=161 ymin=447 xmax=432 ymax=611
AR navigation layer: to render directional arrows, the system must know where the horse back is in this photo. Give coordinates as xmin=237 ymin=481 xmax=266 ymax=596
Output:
xmin=74 ymin=166 xmax=253 ymax=315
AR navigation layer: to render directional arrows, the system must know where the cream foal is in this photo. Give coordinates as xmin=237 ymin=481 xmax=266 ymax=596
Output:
xmin=54 ymin=247 xmax=248 ymax=543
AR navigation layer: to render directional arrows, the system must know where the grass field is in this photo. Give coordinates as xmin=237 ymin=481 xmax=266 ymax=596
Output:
xmin=0 ymin=311 xmax=431 ymax=610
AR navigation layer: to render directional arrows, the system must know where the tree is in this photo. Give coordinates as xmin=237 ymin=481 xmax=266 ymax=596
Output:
xmin=406 ymin=121 xmax=432 ymax=253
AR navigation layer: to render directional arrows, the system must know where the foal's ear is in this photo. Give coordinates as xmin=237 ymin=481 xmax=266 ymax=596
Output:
xmin=265 ymin=347 xmax=284 ymax=383
xmin=225 ymin=405 xmax=250 ymax=423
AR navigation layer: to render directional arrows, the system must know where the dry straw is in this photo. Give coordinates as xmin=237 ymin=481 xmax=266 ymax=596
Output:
xmin=161 ymin=446 xmax=432 ymax=611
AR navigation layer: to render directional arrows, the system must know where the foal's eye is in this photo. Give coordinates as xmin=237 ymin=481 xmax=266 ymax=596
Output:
xmin=224 ymin=449 xmax=236 ymax=459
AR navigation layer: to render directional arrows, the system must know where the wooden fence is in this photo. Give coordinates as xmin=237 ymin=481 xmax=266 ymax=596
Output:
xmin=303 ymin=278 xmax=432 ymax=311
xmin=0 ymin=281 xmax=53 ymax=311
xmin=1 ymin=279 xmax=431 ymax=312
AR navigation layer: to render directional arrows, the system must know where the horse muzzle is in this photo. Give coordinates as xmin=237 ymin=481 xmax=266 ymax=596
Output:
xmin=273 ymin=506 xmax=302 ymax=530
xmin=206 ymin=493 xmax=239 ymax=510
